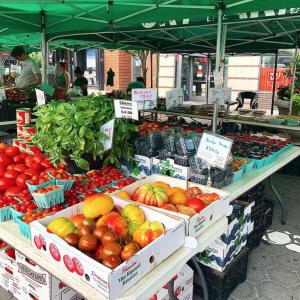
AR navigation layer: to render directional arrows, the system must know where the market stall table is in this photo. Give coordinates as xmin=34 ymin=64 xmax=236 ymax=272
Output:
xmin=0 ymin=215 xmax=227 ymax=300
xmin=224 ymin=146 xmax=300 ymax=224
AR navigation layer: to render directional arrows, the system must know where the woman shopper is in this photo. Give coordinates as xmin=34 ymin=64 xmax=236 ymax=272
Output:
xmin=73 ymin=66 xmax=88 ymax=96
xmin=55 ymin=61 xmax=70 ymax=93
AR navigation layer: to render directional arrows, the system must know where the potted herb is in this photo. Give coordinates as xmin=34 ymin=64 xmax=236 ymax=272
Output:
xmin=32 ymin=94 xmax=138 ymax=170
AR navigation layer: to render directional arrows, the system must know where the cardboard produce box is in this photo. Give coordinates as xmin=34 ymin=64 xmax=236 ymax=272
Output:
xmin=30 ymin=197 xmax=185 ymax=300
xmin=0 ymin=247 xmax=19 ymax=292
xmin=121 ymin=155 xmax=151 ymax=179
xmin=116 ymin=174 xmax=230 ymax=238
xmin=16 ymin=251 xmax=68 ymax=298
xmin=148 ymin=264 xmax=193 ymax=300
xmin=152 ymin=157 xmax=190 ymax=180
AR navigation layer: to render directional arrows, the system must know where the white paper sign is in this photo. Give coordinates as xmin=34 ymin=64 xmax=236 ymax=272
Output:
xmin=222 ymin=88 xmax=232 ymax=104
xmin=100 ymin=119 xmax=115 ymax=152
xmin=114 ymin=100 xmax=139 ymax=120
xmin=213 ymin=70 xmax=223 ymax=85
xmin=166 ymin=88 xmax=184 ymax=109
xmin=132 ymin=88 xmax=157 ymax=110
xmin=47 ymin=65 xmax=56 ymax=75
xmin=0 ymin=89 xmax=6 ymax=101
xmin=11 ymin=65 xmax=21 ymax=74
xmin=35 ymin=89 xmax=46 ymax=106
xmin=209 ymin=88 xmax=222 ymax=104
xmin=0 ymin=65 xmax=4 ymax=74
xmin=196 ymin=132 xmax=232 ymax=169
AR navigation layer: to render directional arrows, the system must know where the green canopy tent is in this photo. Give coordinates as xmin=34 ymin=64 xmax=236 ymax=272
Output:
xmin=0 ymin=1 xmax=298 ymax=62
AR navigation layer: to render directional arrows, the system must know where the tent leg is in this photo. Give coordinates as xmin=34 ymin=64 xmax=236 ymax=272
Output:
xmin=212 ymin=9 xmax=223 ymax=134
xmin=289 ymin=44 xmax=299 ymax=115
xmin=271 ymin=50 xmax=278 ymax=115
xmin=156 ymin=50 xmax=160 ymax=91
xmin=220 ymin=24 xmax=227 ymax=70
xmin=41 ymin=11 xmax=48 ymax=83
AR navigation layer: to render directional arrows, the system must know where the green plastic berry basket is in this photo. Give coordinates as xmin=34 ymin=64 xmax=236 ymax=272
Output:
xmin=0 ymin=207 xmax=12 ymax=222
xmin=17 ymin=214 xmax=31 ymax=240
xmin=32 ymin=185 xmax=64 ymax=208
xmin=232 ymin=169 xmax=243 ymax=182
xmin=10 ymin=207 xmax=22 ymax=223
xmin=48 ymin=172 xmax=75 ymax=191
xmin=26 ymin=178 xmax=55 ymax=193
xmin=241 ymin=162 xmax=254 ymax=173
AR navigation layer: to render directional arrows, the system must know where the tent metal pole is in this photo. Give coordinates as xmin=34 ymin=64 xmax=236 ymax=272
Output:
xmin=220 ymin=24 xmax=227 ymax=69
xmin=73 ymin=51 xmax=78 ymax=68
xmin=289 ymin=45 xmax=299 ymax=115
xmin=41 ymin=11 xmax=48 ymax=83
xmin=215 ymin=9 xmax=223 ymax=73
xmin=212 ymin=9 xmax=222 ymax=134
xmin=271 ymin=50 xmax=278 ymax=115
xmin=156 ymin=50 xmax=160 ymax=91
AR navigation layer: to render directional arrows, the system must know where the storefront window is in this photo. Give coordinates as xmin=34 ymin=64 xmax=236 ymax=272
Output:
xmin=259 ymin=54 xmax=293 ymax=92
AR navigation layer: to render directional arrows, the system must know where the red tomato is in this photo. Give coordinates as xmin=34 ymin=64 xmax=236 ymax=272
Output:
xmin=4 ymin=170 xmax=21 ymax=179
xmin=0 ymin=154 xmax=14 ymax=167
xmin=19 ymin=153 xmax=28 ymax=159
xmin=32 ymin=155 xmax=44 ymax=164
xmin=16 ymin=174 xmax=31 ymax=188
xmin=24 ymin=168 xmax=40 ymax=178
xmin=185 ymin=198 xmax=206 ymax=213
xmin=24 ymin=156 xmax=35 ymax=166
xmin=0 ymin=178 xmax=16 ymax=190
xmin=0 ymin=149 xmax=5 ymax=154
xmin=0 ymin=166 xmax=6 ymax=178
xmin=6 ymin=164 xmax=15 ymax=171
xmin=58 ymin=162 xmax=67 ymax=170
xmin=5 ymin=146 xmax=20 ymax=157
xmin=14 ymin=164 xmax=27 ymax=173
xmin=30 ymin=162 xmax=43 ymax=171
xmin=13 ymin=155 xmax=24 ymax=164
xmin=4 ymin=186 xmax=24 ymax=197
xmin=41 ymin=160 xmax=54 ymax=170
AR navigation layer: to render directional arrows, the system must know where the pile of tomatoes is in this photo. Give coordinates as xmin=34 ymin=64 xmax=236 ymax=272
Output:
xmin=50 ymin=170 xmax=73 ymax=180
xmin=27 ymin=171 xmax=53 ymax=186
xmin=0 ymin=195 xmax=20 ymax=208
xmin=32 ymin=185 xmax=59 ymax=194
xmin=0 ymin=143 xmax=67 ymax=198
xmin=115 ymin=178 xmax=136 ymax=188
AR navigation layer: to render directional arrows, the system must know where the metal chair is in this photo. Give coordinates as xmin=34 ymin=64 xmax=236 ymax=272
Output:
xmin=235 ymin=91 xmax=259 ymax=110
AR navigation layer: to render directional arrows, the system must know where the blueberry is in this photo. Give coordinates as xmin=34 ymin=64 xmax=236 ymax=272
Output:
xmin=152 ymin=164 xmax=158 ymax=173
xmin=209 ymin=255 xmax=216 ymax=261
xmin=174 ymin=174 xmax=180 ymax=179
xmin=145 ymin=170 xmax=150 ymax=176
xmin=139 ymin=165 xmax=145 ymax=171
xmin=144 ymin=166 xmax=149 ymax=171
xmin=180 ymin=175 xmax=186 ymax=180
xmin=120 ymin=157 xmax=127 ymax=166
xmin=157 ymin=169 xmax=162 ymax=174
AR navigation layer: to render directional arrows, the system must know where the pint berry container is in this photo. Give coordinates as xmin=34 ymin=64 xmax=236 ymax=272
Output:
xmin=16 ymin=108 xmax=31 ymax=125
xmin=26 ymin=143 xmax=41 ymax=155
xmin=17 ymin=125 xmax=24 ymax=140
xmin=19 ymin=141 xmax=27 ymax=153
xmin=22 ymin=125 xmax=36 ymax=142
xmin=13 ymin=139 xmax=19 ymax=147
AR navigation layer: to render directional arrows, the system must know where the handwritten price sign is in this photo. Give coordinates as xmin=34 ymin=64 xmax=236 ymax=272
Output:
xmin=196 ymin=132 xmax=232 ymax=169
xmin=114 ymin=100 xmax=139 ymax=120
xmin=100 ymin=119 xmax=115 ymax=152
xmin=132 ymin=88 xmax=157 ymax=110
xmin=35 ymin=89 xmax=46 ymax=106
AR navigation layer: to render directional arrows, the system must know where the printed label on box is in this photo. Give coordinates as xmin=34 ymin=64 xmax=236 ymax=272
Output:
xmin=120 ymin=155 xmax=151 ymax=179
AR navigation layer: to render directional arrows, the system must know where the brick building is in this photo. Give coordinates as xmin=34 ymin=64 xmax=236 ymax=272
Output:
xmin=103 ymin=50 xmax=157 ymax=92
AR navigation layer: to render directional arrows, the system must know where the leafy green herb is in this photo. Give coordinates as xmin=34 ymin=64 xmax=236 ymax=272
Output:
xmin=31 ymin=94 xmax=137 ymax=170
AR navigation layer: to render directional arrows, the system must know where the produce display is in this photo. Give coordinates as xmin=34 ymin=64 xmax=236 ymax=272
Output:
xmin=4 ymin=87 xmax=28 ymax=102
xmin=117 ymin=182 xmax=219 ymax=217
xmin=46 ymin=194 xmax=165 ymax=269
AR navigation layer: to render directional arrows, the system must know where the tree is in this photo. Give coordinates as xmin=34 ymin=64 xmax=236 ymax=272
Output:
xmin=123 ymin=50 xmax=150 ymax=86
xmin=29 ymin=52 xmax=42 ymax=69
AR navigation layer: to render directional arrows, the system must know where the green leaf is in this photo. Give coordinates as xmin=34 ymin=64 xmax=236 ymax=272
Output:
xmin=103 ymin=157 xmax=110 ymax=167
xmin=203 ymin=257 xmax=212 ymax=264
xmin=114 ymin=158 xmax=120 ymax=168
xmin=79 ymin=126 xmax=86 ymax=138
xmin=85 ymin=128 xmax=93 ymax=139
xmin=78 ymin=158 xmax=89 ymax=171
xmin=128 ymin=123 xmax=139 ymax=132
xmin=110 ymin=156 xmax=114 ymax=164
xmin=120 ymin=125 xmax=126 ymax=133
